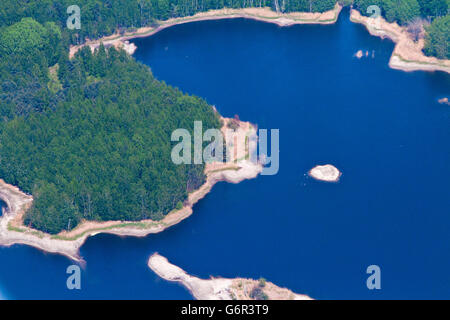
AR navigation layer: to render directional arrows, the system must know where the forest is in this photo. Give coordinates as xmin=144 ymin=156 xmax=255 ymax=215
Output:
xmin=0 ymin=1 xmax=448 ymax=233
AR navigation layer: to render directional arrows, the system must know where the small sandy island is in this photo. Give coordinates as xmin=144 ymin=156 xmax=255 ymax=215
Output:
xmin=0 ymin=116 xmax=262 ymax=262
xmin=309 ymin=164 xmax=341 ymax=182
xmin=148 ymin=253 xmax=312 ymax=300
xmin=350 ymin=9 xmax=450 ymax=74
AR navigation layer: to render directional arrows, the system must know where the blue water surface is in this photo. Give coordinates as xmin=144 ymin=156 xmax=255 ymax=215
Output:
xmin=0 ymin=9 xmax=449 ymax=299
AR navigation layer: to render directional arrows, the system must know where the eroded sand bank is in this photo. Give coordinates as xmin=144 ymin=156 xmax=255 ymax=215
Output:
xmin=148 ymin=253 xmax=312 ymax=300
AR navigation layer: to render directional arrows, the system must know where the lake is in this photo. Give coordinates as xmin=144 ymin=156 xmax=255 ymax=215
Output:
xmin=0 ymin=8 xmax=449 ymax=299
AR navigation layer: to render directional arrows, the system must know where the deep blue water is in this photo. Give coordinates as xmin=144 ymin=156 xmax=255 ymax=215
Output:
xmin=0 ymin=9 xmax=449 ymax=299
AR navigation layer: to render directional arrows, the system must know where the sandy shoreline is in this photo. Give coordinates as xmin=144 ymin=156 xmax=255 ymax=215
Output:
xmin=69 ymin=5 xmax=342 ymax=57
xmin=148 ymin=253 xmax=312 ymax=300
xmin=0 ymin=117 xmax=262 ymax=262
xmin=350 ymin=9 xmax=450 ymax=74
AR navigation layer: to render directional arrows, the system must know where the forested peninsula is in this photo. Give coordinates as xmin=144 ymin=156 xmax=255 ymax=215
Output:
xmin=148 ymin=253 xmax=313 ymax=300
xmin=0 ymin=0 xmax=449 ymax=246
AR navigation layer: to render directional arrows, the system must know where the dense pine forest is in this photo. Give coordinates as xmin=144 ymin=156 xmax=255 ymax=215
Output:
xmin=0 ymin=0 xmax=448 ymax=233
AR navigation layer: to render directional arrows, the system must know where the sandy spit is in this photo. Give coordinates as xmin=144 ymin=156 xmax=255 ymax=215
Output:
xmin=350 ymin=9 xmax=450 ymax=74
xmin=0 ymin=117 xmax=262 ymax=262
xmin=438 ymin=97 xmax=449 ymax=105
xmin=69 ymin=5 xmax=342 ymax=58
xmin=148 ymin=253 xmax=313 ymax=300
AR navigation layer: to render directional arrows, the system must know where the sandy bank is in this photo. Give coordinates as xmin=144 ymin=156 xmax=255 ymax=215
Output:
xmin=148 ymin=253 xmax=312 ymax=300
xmin=0 ymin=117 xmax=262 ymax=262
xmin=309 ymin=164 xmax=341 ymax=182
xmin=69 ymin=5 xmax=342 ymax=58
xmin=350 ymin=9 xmax=450 ymax=74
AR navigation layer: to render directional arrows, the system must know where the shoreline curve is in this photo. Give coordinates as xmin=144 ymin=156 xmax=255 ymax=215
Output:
xmin=69 ymin=5 xmax=342 ymax=57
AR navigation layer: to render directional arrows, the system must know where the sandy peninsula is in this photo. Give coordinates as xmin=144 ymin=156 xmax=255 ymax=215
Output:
xmin=350 ymin=9 xmax=450 ymax=74
xmin=309 ymin=164 xmax=341 ymax=182
xmin=0 ymin=117 xmax=262 ymax=262
xmin=69 ymin=5 xmax=342 ymax=58
xmin=148 ymin=253 xmax=312 ymax=300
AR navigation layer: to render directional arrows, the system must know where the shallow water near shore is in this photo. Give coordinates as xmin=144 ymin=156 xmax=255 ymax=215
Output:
xmin=1 ymin=9 xmax=449 ymax=299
